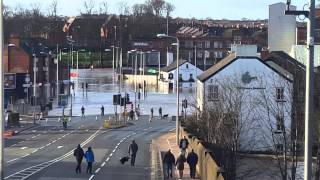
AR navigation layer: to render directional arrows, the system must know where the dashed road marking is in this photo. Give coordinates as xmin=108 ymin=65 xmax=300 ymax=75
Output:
xmin=52 ymin=140 xmax=57 ymax=143
xmin=106 ymin=157 xmax=110 ymax=162
xmin=101 ymin=162 xmax=106 ymax=167
xmin=109 ymin=153 xmax=113 ymax=157
xmin=7 ymin=158 xmax=18 ymax=163
xmin=89 ymin=175 xmax=94 ymax=180
xmin=20 ymin=147 xmax=27 ymax=150
xmin=32 ymin=130 xmax=37 ymax=133
xmin=32 ymin=149 xmax=38 ymax=153
xmin=117 ymin=142 xmax=120 ymax=146
xmin=57 ymin=146 xmax=63 ymax=149
xmin=95 ymin=168 xmax=101 ymax=173
xmin=112 ymin=149 xmax=116 ymax=153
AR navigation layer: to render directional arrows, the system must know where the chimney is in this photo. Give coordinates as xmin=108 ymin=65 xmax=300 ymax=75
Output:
xmin=260 ymin=49 xmax=270 ymax=60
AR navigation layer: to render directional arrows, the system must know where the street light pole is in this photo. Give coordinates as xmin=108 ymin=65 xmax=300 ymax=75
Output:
xmin=134 ymin=51 xmax=138 ymax=109
xmin=285 ymin=1 xmax=315 ymax=179
xmin=0 ymin=2 xmax=4 ymax=178
xmin=33 ymin=55 xmax=38 ymax=124
xmin=157 ymin=34 xmax=180 ymax=145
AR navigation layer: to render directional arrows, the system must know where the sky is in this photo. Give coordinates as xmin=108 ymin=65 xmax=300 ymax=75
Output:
xmin=4 ymin=0 xmax=311 ymax=20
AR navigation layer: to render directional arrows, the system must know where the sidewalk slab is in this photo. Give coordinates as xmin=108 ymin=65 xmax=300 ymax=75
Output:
xmin=152 ymin=131 xmax=200 ymax=180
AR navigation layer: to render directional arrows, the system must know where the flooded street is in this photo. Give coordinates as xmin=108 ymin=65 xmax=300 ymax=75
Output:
xmin=49 ymin=68 xmax=196 ymax=117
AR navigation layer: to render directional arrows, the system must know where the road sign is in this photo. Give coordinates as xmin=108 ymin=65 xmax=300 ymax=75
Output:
xmin=22 ymin=84 xmax=31 ymax=88
xmin=4 ymin=73 xmax=16 ymax=89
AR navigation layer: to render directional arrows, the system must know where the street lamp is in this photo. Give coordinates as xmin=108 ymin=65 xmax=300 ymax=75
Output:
xmin=157 ymin=33 xmax=180 ymax=145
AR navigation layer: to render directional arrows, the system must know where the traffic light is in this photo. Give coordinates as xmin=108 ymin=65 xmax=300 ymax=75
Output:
xmin=81 ymin=83 xmax=84 ymax=89
xmin=113 ymin=94 xmax=121 ymax=105
xmin=85 ymin=83 xmax=88 ymax=89
xmin=126 ymin=93 xmax=130 ymax=103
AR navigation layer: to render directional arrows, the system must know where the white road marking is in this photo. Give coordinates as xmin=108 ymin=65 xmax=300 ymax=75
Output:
xmin=7 ymin=158 xmax=18 ymax=163
xmin=115 ymin=146 xmax=118 ymax=149
xmin=32 ymin=130 xmax=37 ymax=133
xmin=109 ymin=153 xmax=113 ymax=157
xmin=32 ymin=149 xmax=38 ymax=153
xmin=117 ymin=142 xmax=120 ymax=146
xmin=95 ymin=168 xmax=101 ymax=173
xmin=25 ymin=139 xmax=30 ymax=141
xmin=86 ymin=129 xmax=89 ymax=132
xmin=112 ymin=149 xmax=116 ymax=153
xmin=52 ymin=140 xmax=57 ymax=143
xmin=59 ymin=130 xmax=64 ymax=132
xmin=10 ymin=144 xmax=17 ymax=147
xmin=31 ymin=136 xmax=36 ymax=139
xmin=39 ymin=146 xmax=45 ymax=150
xmin=89 ymin=175 xmax=94 ymax=180
xmin=58 ymin=138 xmax=62 ymax=140
xmin=57 ymin=146 xmax=63 ymax=149
xmin=106 ymin=157 xmax=110 ymax=162
xmin=46 ymin=143 xmax=51 ymax=146
xmin=22 ymin=154 xmax=30 ymax=158
xmin=101 ymin=162 xmax=106 ymax=167
xmin=18 ymin=141 xmax=24 ymax=144
xmin=120 ymin=139 xmax=124 ymax=143
xmin=20 ymin=147 xmax=27 ymax=150
xmin=62 ymin=135 xmax=66 ymax=138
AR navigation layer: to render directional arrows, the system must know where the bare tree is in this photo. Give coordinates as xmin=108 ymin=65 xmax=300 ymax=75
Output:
xmin=99 ymin=1 xmax=108 ymax=15
xmin=117 ymin=1 xmax=131 ymax=16
xmin=3 ymin=4 xmax=13 ymax=18
xmin=164 ymin=2 xmax=175 ymax=17
xmin=146 ymin=0 xmax=165 ymax=17
xmin=48 ymin=0 xmax=58 ymax=18
xmin=132 ymin=4 xmax=145 ymax=17
xmin=82 ymin=0 xmax=95 ymax=15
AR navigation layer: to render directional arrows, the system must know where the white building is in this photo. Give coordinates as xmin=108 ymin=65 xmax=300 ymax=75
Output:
xmin=196 ymin=52 xmax=293 ymax=152
xmin=268 ymin=2 xmax=296 ymax=54
xmin=159 ymin=60 xmax=203 ymax=93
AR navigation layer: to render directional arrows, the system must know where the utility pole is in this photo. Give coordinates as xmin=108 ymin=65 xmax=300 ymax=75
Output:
xmin=33 ymin=55 xmax=38 ymax=124
xmin=285 ymin=1 xmax=315 ymax=179
xmin=0 ymin=2 xmax=4 ymax=178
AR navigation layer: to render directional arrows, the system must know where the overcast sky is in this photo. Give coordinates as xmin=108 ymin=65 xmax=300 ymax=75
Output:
xmin=4 ymin=0 xmax=310 ymax=20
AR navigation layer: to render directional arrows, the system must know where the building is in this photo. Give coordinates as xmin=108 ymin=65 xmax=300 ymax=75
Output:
xmin=176 ymin=26 xmax=264 ymax=70
xmin=159 ymin=59 xmax=203 ymax=93
xmin=4 ymin=35 xmax=57 ymax=108
xmin=268 ymin=2 xmax=297 ymax=54
xmin=196 ymin=50 xmax=293 ymax=151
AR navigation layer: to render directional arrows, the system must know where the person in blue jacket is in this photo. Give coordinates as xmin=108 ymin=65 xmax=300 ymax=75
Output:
xmin=84 ymin=147 xmax=95 ymax=174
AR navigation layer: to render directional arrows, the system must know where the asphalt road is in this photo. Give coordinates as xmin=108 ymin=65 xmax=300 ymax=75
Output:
xmin=4 ymin=115 xmax=175 ymax=180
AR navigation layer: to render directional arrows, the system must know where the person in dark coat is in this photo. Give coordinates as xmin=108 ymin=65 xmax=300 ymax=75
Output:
xmin=74 ymin=144 xmax=84 ymax=173
xmin=150 ymin=108 xmax=154 ymax=118
xmin=176 ymin=153 xmax=187 ymax=178
xmin=84 ymin=147 xmax=95 ymax=174
xmin=163 ymin=149 xmax=175 ymax=178
xmin=129 ymin=109 xmax=134 ymax=121
xmin=159 ymin=107 xmax=162 ymax=118
xmin=81 ymin=106 xmax=85 ymax=117
xmin=187 ymin=149 xmax=198 ymax=178
xmin=101 ymin=106 xmax=104 ymax=116
xmin=179 ymin=136 xmax=189 ymax=155
xmin=128 ymin=140 xmax=138 ymax=166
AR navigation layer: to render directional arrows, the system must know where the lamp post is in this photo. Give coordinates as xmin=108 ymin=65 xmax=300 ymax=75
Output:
xmin=157 ymin=34 xmax=180 ymax=145
xmin=285 ymin=0 xmax=315 ymax=179
xmin=1 ymin=3 xmax=4 ymax=178
xmin=32 ymin=54 xmax=38 ymax=124
xmin=76 ymin=49 xmax=86 ymax=83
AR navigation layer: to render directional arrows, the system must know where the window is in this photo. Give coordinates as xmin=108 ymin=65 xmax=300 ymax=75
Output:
xmin=189 ymin=74 xmax=194 ymax=82
xmin=276 ymin=115 xmax=284 ymax=131
xmin=160 ymin=74 xmax=164 ymax=80
xmin=197 ymin=51 xmax=203 ymax=58
xmin=205 ymin=41 xmax=210 ymax=48
xmin=179 ymin=74 xmax=183 ymax=81
xmin=186 ymin=64 xmax=189 ymax=69
xmin=185 ymin=40 xmax=194 ymax=48
xmin=197 ymin=42 xmax=203 ymax=48
xmin=168 ymin=73 xmax=173 ymax=79
xmin=208 ymin=85 xmax=219 ymax=101
xmin=276 ymin=88 xmax=284 ymax=101
xmin=213 ymin=41 xmax=219 ymax=48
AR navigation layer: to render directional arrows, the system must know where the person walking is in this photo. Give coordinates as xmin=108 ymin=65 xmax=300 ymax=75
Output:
xmin=81 ymin=106 xmax=85 ymax=118
xmin=101 ymin=105 xmax=105 ymax=117
xmin=128 ymin=140 xmax=138 ymax=166
xmin=150 ymin=108 xmax=154 ymax=118
xmin=73 ymin=144 xmax=84 ymax=174
xmin=129 ymin=109 xmax=134 ymax=121
xmin=176 ymin=153 xmax=187 ymax=179
xmin=84 ymin=147 xmax=95 ymax=174
xmin=179 ymin=136 xmax=189 ymax=155
xmin=159 ymin=107 xmax=162 ymax=118
xmin=187 ymin=149 xmax=198 ymax=179
xmin=163 ymin=149 xmax=175 ymax=178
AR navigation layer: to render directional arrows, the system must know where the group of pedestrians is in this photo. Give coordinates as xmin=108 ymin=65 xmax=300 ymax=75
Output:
xmin=163 ymin=136 xmax=198 ymax=179
xmin=73 ymin=145 xmax=95 ymax=174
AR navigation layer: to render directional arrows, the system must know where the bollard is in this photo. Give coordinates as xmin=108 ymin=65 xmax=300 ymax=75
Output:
xmin=46 ymin=118 xmax=48 ymax=123
xmin=96 ymin=116 xmax=98 ymax=121
xmin=58 ymin=117 xmax=61 ymax=122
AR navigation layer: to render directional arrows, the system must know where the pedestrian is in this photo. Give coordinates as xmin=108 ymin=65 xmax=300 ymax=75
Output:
xmin=129 ymin=109 xmax=134 ymax=121
xmin=187 ymin=149 xmax=198 ymax=179
xmin=128 ymin=140 xmax=138 ymax=166
xmin=150 ymin=108 xmax=153 ymax=118
xmin=176 ymin=153 xmax=187 ymax=179
xmin=84 ymin=147 xmax=95 ymax=174
xmin=101 ymin=105 xmax=105 ymax=117
xmin=73 ymin=144 xmax=84 ymax=174
xmin=159 ymin=107 xmax=163 ymax=118
xmin=81 ymin=106 xmax=85 ymax=117
xmin=62 ymin=115 xmax=68 ymax=129
xmin=179 ymin=136 xmax=189 ymax=155
xmin=163 ymin=149 xmax=175 ymax=178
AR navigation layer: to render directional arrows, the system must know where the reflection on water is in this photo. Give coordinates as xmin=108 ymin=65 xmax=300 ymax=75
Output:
xmin=51 ymin=68 xmax=196 ymax=116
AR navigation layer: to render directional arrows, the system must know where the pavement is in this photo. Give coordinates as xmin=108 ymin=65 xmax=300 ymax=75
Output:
xmin=152 ymin=126 xmax=199 ymax=180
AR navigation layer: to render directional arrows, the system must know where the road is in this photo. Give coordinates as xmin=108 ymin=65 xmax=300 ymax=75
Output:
xmin=4 ymin=115 xmax=174 ymax=180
